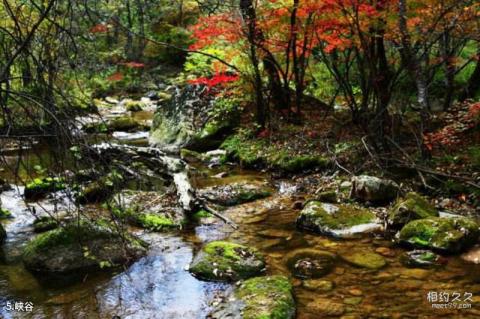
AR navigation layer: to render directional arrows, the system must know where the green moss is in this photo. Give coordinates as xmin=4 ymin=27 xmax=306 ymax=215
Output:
xmin=304 ymin=201 xmax=375 ymax=229
xmin=135 ymin=213 xmax=178 ymax=231
xmin=221 ymin=131 xmax=328 ymax=173
xmin=399 ymin=217 xmax=480 ymax=253
xmin=190 ymin=241 xmax=265 ymax=281
xmin=236 ymin=276 xmax=295 ymax=319
xmin=193 ymin=209 xmax=213 ymax=220
xmin=341 ymin=251 xmax=386 ymax=269
xmin=25 ymin=177 xmax=66 ymax=199
xmin=0 ymin=208 xmax=12 ymax=219
xmin=388 ymin=192 xmax=438 ymax=227
xmin=109 ymin=116 xmax=141 ymax=131
xmin=125 ymin=100 xmax=145 ymax=112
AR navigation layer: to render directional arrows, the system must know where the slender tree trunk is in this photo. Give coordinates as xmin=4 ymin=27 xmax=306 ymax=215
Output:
xmin=460 ymin=45 xmax=480 ymax=101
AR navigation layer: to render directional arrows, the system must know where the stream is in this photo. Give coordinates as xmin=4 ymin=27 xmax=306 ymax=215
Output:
xmin=1 ymin=98 xmax=480 ymax=319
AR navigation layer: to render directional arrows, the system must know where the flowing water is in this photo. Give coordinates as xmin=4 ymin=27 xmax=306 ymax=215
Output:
xmin=1 ymin=105 xmax=480 ymax=318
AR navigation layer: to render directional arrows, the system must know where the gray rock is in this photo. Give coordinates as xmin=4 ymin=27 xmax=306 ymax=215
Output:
xmin=284 ymin=248 xmax=336 ymax=279
xmin=296 ymin=201 xmax=382 ymax=238
xmin=350 ymin=175 xmax=400 ymax=203
xmin=197 ymin=181 xmax=272 ymax=207
xmin=149 ymin=85 xmax=238 ymax=152
xmin=22 ymin=222 xmax=146 ymax=274
xmin=388 ymin=192 xmax=438 ymax=228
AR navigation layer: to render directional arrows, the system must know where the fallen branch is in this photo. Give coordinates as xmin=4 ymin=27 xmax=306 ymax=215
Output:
xmin=201 ymin=202 xmax=238 ymax=230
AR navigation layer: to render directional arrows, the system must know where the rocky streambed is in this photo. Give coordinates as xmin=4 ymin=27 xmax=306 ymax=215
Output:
xmin=1 ymin=92 xmax=480 ymax=318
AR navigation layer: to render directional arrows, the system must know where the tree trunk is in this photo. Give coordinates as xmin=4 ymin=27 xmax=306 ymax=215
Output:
xmin=460 ymin=46 xmax=480 ymax=101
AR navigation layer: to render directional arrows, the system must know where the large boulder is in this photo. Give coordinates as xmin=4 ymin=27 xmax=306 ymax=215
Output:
xmin=189 ymin=241 xmax=265 ymax=282
xmin=22 ymin=222 xmax=146 ymax=274
xmin=197 ymin=181 xmax=272 ymax=207
xmin=296 ymin=201 xmax=382 ymax=238
xmin=149 ymin=85 xmax=238 ymax=152
xmin=398 ymin=217 xmax=480 ymax=253
xmin=209 ymin=275 xmax=295 ymax=319
xmin=350 ymin=175 xmax=399 ymax=203
xmin=388 ymin=192 xmax=438 ymax=228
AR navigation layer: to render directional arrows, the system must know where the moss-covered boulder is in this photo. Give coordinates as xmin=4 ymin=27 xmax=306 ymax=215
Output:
xmin=112 ymin=190 xmax=185 ymax=231
xmin=197 ymin=181 xmax=272 ymax=207
xmin=398 ymin=217 xmax=480 ymax=253
xmin=400 ymin=250 xmax=445 ymax=268
xmin=388 ymin=192 xmax=438 ymax=227
xmin=189 ymin=241 xmax=265 ymax=282
xmin=284 ymin=248 xmax=336 ymax=279
xmin=22 ymin=222 xmax=146 ymax=274
xmin=341 ymin=250 xmax=387 ymax=269
xmin=0 ymin=223 xmax=6 ymax=244
xmin=33 ymin=216 xmax=59 ymax=233
xmin=350 ymin=175 xmax=400 ymax=203
xmin=296 ymin=201 xmax=382 ymax=238
xmin=209 ymin=275 xmax=295 ymax=319
xmin=24 ymin=177 xmax=66 ymax=200
xmin=150 ymin=85 xmax=238 ymax=152
xmin=108 ymin=116 xmax=143 ymax=132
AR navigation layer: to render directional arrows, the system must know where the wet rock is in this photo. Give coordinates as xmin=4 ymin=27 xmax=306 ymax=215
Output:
xmin=24 ymin=177 xmax=66 ymax=200
xmin=105 ymin=97 xmax=119 ymax=104
xmin=303 ymin=279 xmax=334 ymax=292
xmin=209 ymin=275 xmax=295 ymax=319
xmin=400 ymin=250 xmax=445 ymax=268
xmin=388 ymin=192 xmax=438 ymax=227
xmin=398 ymin=217 xmax=480 ymax=253
xmin=189 ymin=241 xmax=265 ymax=282
xmin=197 ymin=181 xmax=272 ymax=207
xmin=124 ymin=100 xmax=145 ymax=112
xmin=306 ymin=298 xmax=345 ymax=316
xmin=33 ymin=216 xmax=59 ymax=233
xmin=258 ymin=229 xmax=292 ymax=239
xmin=461 ymin=245 xmax=480 ymax=264
xmin=341 ymin=250 xmax=386 ymax=269
xmin=0 ymin=207 xmax=12 ymax=219
xmin=75 ymin=179 xmax=114 ymax=204
xmin=150 ymin=85 xmax=238 ymax=152
xmin=108 ymin=116 xmax=144 ymax=132
xmin=398 ymin=268 xmax=431 ymax=280
xmin=22 ymin=222 xmax=146 ymax=274
xmin=350 ymin=175 xmax=399 ymax=203
xmin=284 ymin=248 xmax=336 ymax=279
xmin=296 ymin=201 xmax=382 ymax=238
xmin=145 ymin=90 xmax=160 ymax=100
xmin=0 ymin=223 xmax=6 ymax=243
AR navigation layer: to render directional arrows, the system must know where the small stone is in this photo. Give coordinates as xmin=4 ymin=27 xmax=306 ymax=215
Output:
xmin=284 ymin=249 xmax=336 ymax=279
xmin=303 ymin=279 xmax=334 ymax=292
xmin=212 ymin=172 xmax=228 ymax=179
xmin=348 ymin=288 xmax=363 ymax=296
xmin=341 ymin=250 xmax=386 ymax=269
xmin=461 ymin=245 xmax=480 ymax=264
xmin=398 ymin=268 xmax=431 ymax=280
xmin=307 ymin=298 xmax=345 ymax=316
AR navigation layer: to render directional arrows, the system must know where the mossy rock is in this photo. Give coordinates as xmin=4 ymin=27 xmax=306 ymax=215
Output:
xmin=124 ymin=100 xmax=145 ymax=112
xmin=189 ymin=241 xmax=265 ymax=282
xmin=22 ymin=222 xmax=146 ymax=274
xmin=284 ymin=248 xmax=336 ymax=279
xmin=388 ymin=192 xmax=438 ymax=227
xmin=76 ymin=180 xmax=114 ymax=204
xmin=197 ymin=182 xmax=272 ymax=207
xmin=24 ymin=177 xmax=66 ymax=200
xmin=0 ymin=208 xmax=13 ymax=219
xmin=398 ymin=217 xmax=480 ymax=253
xmin=131 ymin=213 xmax=180 ymax=231
xmin=341 ymin=250 xmax=386 ymax=269
xmin=296 ymin=201 xmax=381 ymax=238
xmin=209 ymin=275 xmax=295 ymax=319
xmin=108 ymin=116 xmax=143 ymax=132
xmin=32 ymin=216 xmax=59 ymax=233
xmin=400 ymin=250 xmax=445 ymax=268
xmin=0 ymin=223 xmax=6 ymax=244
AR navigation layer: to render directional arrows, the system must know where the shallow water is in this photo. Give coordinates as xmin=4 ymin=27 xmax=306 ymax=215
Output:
xmin=1 ymin=160 xmax=480 ymax=318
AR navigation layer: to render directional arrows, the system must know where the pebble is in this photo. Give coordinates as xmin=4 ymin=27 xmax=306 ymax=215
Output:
xmin=375 ymin=247 xmax=395 ymax=257
xmin=348 ymin=288 xmax=363 ymax=296
xmin=303 ymin=279 xmax=334 ymax=292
